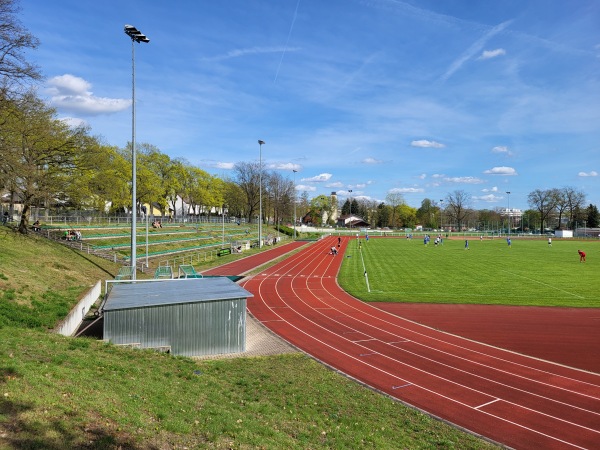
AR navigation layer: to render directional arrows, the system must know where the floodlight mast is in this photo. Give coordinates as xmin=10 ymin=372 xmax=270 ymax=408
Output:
xmin=258 ymin=140 xmax=265 ymax=248
xmin=124 ymin=24 xmax=150 ymax=280
xmin=293 ymin=169 xmax=298 ymax=239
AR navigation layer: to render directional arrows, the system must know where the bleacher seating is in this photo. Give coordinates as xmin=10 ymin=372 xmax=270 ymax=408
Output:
xmin=154 ymin=266 xmax=173 ymax=279
xmin=115 ymin=266 xmax=134 ymax=280
xmin=178 ymin=264 xmax=202 ymax=279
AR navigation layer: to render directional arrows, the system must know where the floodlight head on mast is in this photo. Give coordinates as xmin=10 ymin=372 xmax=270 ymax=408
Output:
xmin=258 ymin=140 xmax=265 ymax=145
xmin=124 ymin=24 xmax=150 ymax=43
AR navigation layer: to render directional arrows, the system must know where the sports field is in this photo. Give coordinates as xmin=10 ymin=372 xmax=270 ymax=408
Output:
xmin=338 ymin=236 xmax=600 ymax=308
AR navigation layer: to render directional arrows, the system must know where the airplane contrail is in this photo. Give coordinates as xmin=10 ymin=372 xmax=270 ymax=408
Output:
xmin=274 ymin=0 xmax=301 ymax=82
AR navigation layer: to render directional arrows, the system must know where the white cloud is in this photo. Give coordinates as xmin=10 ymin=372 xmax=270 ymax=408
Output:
xmin=491 ymin=146 xmax=513 ymax=156
xmin=444 ymin=176 xmax=485 ymax=184
xmin=202 ymin=46 xmax=300 ymax=62
xmin=326 ymin=181 xmax=344 ymax=188
xmin=214 ymin=162 xmax=235 ymax=169
xmin=482 ymin=186 xmax=499 ymax=193
xmin=302 ymin=173 xmax=332 ymax=182
xmin=578 ymin=171 xmax=598 ymax=177
xmin=418 ymin=173 xmax=427 ymax=179
xmin=362 ymin=157 xmax=383 ymax=164
xmin=473 ymin=194 xmax=502 ymax=202
xmin=296 ymin=184 xmax=317 ymax=192
xmin=479 ymin=48 xmax=506 ymax=60
xmin=431 ymin=173 xmax=445 ymax=178
xmin=269 ymin=162 xmax=302 ymax=171
xmin=389 ymin=187 xmax=425 ymax=194
xmin=411 ymin=139 xmax=445 ymax=148
xmin=58 ymin=117 xmax=88 ymax=128
xmin=483 ymin=166 xmax=517 ymax=175
xmin=46 ymin=74 xmax=130 ymax=115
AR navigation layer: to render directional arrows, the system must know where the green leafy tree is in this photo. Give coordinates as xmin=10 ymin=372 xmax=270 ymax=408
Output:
xmin=586 ymin=204 xmax=599 ymax=228
xmin=376 ymin=202 xmax=390 ymax=228
xmin=0 ymin=92 xmax=102 ymax=233
xmin=398 ymin=204 xmax=418 ymax=228
xmin=385 ymin=192 xmax=405 ymax=228
xmin=308 ymin=195 xmax=333 ymax=226
xmin=223 ymin=179 xmax=246 ymax=219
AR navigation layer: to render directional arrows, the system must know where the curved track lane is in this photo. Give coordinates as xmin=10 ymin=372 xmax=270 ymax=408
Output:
xmin=241 ymin=237 xmax=600 ymax=450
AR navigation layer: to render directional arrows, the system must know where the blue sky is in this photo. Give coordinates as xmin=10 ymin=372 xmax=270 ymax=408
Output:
xmin=20 ymin=0 xmax=600 ymax=211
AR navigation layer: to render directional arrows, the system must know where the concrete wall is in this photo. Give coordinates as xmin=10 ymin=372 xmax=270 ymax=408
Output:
xmin=54 ymin=281 xmax=102 ymax=336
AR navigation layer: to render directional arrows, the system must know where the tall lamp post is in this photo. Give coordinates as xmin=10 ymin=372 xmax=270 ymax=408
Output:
xmin=124 ymin=24 xmax=149 ymax=280
xmin=439 ymin=199 xmax=444 ymax=231
xmin=293 ymin=169 xmax=298 ymax=239
xmin=506 ymin=191 xmax=511 ymax=236
xmin=348 ymin=189 xmax=353 ymax=229
xmin=258 ymin=140 xmax=265 ymax=248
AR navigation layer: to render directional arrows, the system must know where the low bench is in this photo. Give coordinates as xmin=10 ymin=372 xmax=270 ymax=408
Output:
xmin=217 ymin=247 xmax=231 ymax=257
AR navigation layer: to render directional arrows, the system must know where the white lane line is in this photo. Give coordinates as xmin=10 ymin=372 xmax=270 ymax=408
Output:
xmin=475 ymin=398 xmax=501 ymax=410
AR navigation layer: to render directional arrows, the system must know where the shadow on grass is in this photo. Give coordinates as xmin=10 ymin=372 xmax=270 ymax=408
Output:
xmin=0 ymin=395 xmax=156 ymax=450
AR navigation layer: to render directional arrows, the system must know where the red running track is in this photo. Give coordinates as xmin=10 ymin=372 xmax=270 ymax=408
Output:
xmin=228 ymin=236 xmax=600 ymax=450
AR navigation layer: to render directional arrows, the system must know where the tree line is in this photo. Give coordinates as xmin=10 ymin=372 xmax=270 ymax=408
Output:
xmin=1 ymin=0 xmax=598 ymax=235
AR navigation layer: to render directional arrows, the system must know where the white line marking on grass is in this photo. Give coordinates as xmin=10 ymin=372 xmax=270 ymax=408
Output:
xmin=502 ymin=270 xmax=585 ymax=299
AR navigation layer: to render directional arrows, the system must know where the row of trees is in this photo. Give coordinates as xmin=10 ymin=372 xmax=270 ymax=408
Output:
xmin=1 ymin=0 xmax=598 ymax=235
xmin=2 ymin=85 xmax=598 ymax=235
xmin=301 ymin=188 xmax=598 ymax=234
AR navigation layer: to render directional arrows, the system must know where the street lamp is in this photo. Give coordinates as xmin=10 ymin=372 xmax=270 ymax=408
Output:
xmin=506 ymin=191 xmax=511 ymax=236
xmin=258 ymin=140 xmax=265 ymax=248
xmin=293 ymin=169 xmax=298 ymax=239
xmin=124 ymin=24 xmax=149 ymax=280
xmin=348 ymin=189 xmax=353 ymax=229
xmin=439 ymin=199 xmax=444 ymax=231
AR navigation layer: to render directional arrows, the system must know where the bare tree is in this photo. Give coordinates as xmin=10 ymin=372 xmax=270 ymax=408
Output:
xmin=445 ymin=190 xmax=471 ymax=231
xmin=561 ymin=187 xmax=586 ymax=229
xmin=233 ymin=161 xmax=260 ymax=223
xmin=0 ymin=0 xmax=42 ymax=89
xmin=527 ymin=189 xmax=559 ymax=233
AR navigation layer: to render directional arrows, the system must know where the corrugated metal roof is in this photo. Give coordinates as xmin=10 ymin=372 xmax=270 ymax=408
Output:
xmin=103 ymin=277 xmax=253 ymax=311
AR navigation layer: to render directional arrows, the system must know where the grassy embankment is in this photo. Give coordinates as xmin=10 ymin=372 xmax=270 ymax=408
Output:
xmin=0 ymin=229 xmax=498 ymax=449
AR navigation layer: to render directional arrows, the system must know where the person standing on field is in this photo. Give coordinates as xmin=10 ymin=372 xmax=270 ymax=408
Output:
xmin=578 ymin=249 xmax=586 ymax=262
xmin=548 ymin=237 xmax=552 ymax=247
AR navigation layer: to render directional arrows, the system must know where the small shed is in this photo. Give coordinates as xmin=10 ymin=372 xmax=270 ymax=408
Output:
xmin=103 ymin=277 xmax=252 ymax=357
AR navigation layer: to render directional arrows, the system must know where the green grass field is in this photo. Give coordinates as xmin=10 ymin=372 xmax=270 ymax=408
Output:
xmin=339 ymin=236 xmax=600 ymax=308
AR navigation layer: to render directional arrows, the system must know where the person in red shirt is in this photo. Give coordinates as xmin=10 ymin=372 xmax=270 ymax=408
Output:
xmin=578 ymin=249 xmax=586 ymax=262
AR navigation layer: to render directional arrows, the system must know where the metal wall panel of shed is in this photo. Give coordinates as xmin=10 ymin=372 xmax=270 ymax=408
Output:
xmin=104 ymin=298 xmax=246 ymax=356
